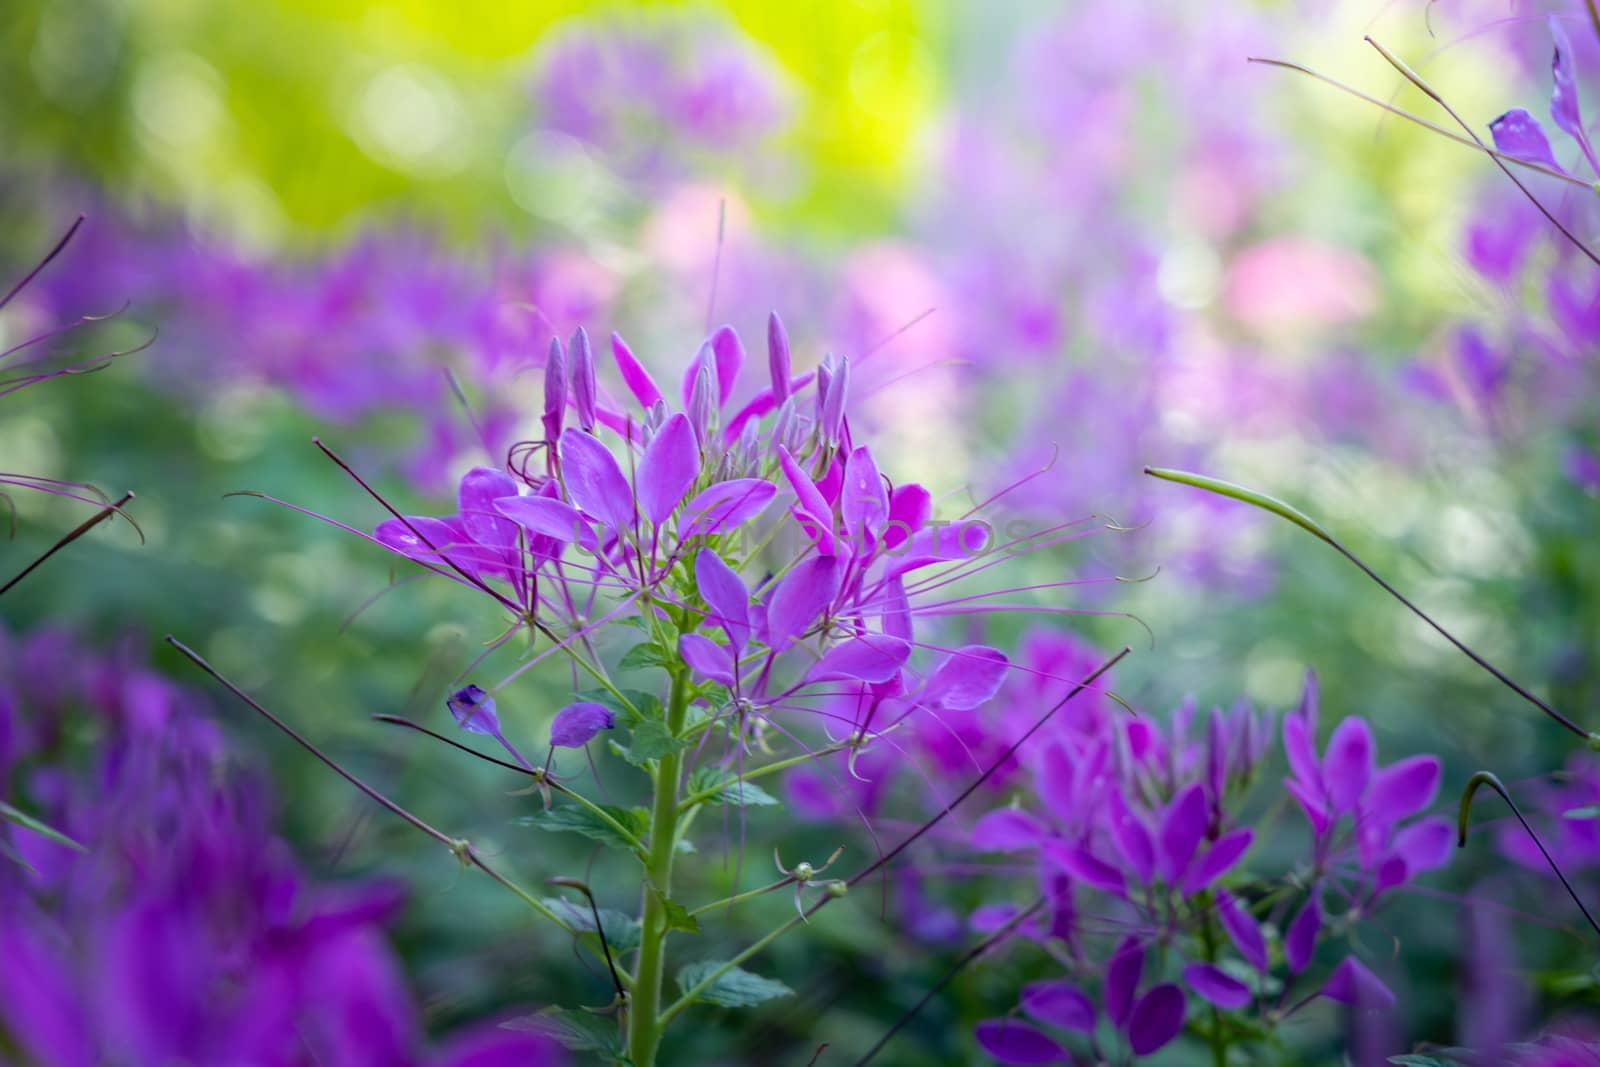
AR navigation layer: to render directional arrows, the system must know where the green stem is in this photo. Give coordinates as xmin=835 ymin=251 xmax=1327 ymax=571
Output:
xmin=687 ymin=877 xmax=792 ymax=918
xmin=1197 ymin=893 xmax=1228 ymax=1067
xmin=675 ymin=742 xmax=848 ymax=813
xmin=625 ymin=666 xmax=691 ymax=1067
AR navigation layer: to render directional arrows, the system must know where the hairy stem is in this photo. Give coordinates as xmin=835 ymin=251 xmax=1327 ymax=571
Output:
xmin=626 ymin=665 xmax=691 ymax=1066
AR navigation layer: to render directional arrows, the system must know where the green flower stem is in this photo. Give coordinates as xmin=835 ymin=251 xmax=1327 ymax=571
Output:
xmin=625 ymin=664 xmax=692 ymax=1067
xmin=675 ymin=742 xmax=849 ymax=814
xmin=686 ymin=877 xmax=793 ymax=919
xmin=1197 ymin=893 xmax=1229 ymax=1067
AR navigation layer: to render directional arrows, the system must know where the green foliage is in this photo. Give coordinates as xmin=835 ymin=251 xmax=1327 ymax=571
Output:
xmin=675 ymin=961 xmax=794 ymax=1009
xmin=686 ymin=767 xmax=781 ymax=808
xmin=520 ymin=803 xmax=648 ymax=852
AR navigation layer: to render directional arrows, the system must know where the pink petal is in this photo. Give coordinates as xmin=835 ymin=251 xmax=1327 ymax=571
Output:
xmin=1215 ymin=888 xmax=1267 ymax=973
xmin=1392 ymin=816 xmax=1454 ymax=874
xmin=637 ymin=414 xmax=699 ymax=525
xmin=765 ymin=556 xmax=840 ymax=649
xmin=806 ymin=634 xmax=909 ymax=684
xmin=493 ymin=495 xmax=585 ymax=542
xmin=694 ymin=549 xmax=750 ymax=650
xmin=923 ymin=646 xmax=1009 ymax=710
xmin=1322 ymin=717 xmax=1374 ymax=815
xmin=558 ymin=429 xmax=633 ymax=530
xmin=1103 ymin=937 xmax=1144 ymax=1026
xmin=1105 ymin=789 xmax=1155 ymax=885
xmin=971 ymin=809 xmax=1049 ymax=852
xmin=609 ymin=331 xmax=662 ymax=408
xmin=678 ymin=633 xmax=735 ymax=686
xmin=1320 ymin=956 xmax=1395 ymax=1010
xmin=1042 ymin=841 xmax=1125 ymax=897
xmin=1365 ymin=755 xmax=1440 ymax=826
xmin=1490 ymin=108 xmax=1564 ymax=171
xmin=1159 ymin=783 xmax=1208 ymax=882
xmin=680 ymin=479 xmax=776 ymax=538
xmin=840 ymin=446 xmax=889 ymax=551
xmin=1285 ymin=893 xmax=1321 ymax=974
xmin=777 ymin=445 xmax=837 ymax=555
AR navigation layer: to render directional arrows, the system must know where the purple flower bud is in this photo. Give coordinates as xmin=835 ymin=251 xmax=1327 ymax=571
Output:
xmin=447 ymin=685 xmax=501 ymax=736
xmin=570 ymin=326 xmax=597 ymax=432
xmin=708 ymin=324 xmax=744 ymax=406
xmin=767 ymin=310 xmax=791 ymax=404
xmin=549 ymin=701 xmax=615 ymax=748
xmin=687 ymin=345 xmax=719 ymax=446
xmin=1490 ymin=109 xmax=1564 ymax=171
xmin=541 ymin=336 xmax=566 ymax=448
xmin=769 ymin=395 xmax=801 ymax=454
xmin=816 ymin=352 xmax=849 ymax=446
xmin=1549 ymin=16 xmax=1600 ymax=175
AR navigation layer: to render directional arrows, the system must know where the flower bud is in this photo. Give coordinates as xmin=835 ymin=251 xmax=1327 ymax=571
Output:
xmin=570 ymin=325 xmax=597 ymax=432
xmin=541 ymin=336 xmax=566 ymax=449
xmin=767 ymin=310 xmax=791 ymax=404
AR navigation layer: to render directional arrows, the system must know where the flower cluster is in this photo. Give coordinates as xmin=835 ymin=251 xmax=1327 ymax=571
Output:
xmin=966 ymin=670 xmax=1448 ymax=1063
xmin=0 ymin=623 xmax=560 ymax=1066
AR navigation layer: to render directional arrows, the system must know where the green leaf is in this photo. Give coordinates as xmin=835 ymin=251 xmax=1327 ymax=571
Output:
xmin=1389 ymin=1056 xmax=1465 ymax=1067
xmin=619 ymin=643 xmax=671 ymax=671
xmin=1564 ymin=804 xmax=1600 ymax=820
xmin=540 ymin=898 xmax=643 ymax=953
xmin=686 ymin=767 xmax=781 ymax=808
xmin=0 ymin=802 xmax=86 ymax=852
xmin=650 ymin=887 xmax=700 ymax=935
xmin=675 ymin=961 xmax=793 ymax=1008
xmin=519 ymin=804 xmax=646 ymax=852
xmin=621 ymin=721 xmax=689 ymax=767
xmin=504 ymin=1007 xmax=623 ymax=1055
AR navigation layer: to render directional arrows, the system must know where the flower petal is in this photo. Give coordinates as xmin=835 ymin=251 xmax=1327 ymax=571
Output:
xmin=558 ymin=429 xmax=634 ymax=530
xmin=1126 ymin=983 xmax=1185 ymax=1055
xmin=457 ymin=467 xmax=521 ymax=556
xmin=1365 ymin=755 xmax=1440 ymax=826
xmin=1159 ymin=782 xmax=1208 ymax=882
xmin=1105 ymin=788 xmax=1156 ymax=885
xmin=884 ymin=483 xmax=931 ymax=549
xmin=806 ymin=634 xmax=909 ymax=685
xmin=493 ymin=495 xmax=585 ymax=542
xmin=695 ymin=549 xmax=750 ymax=650
xmin=1183 ymin=963 xmax=1251 ymax=1010
xmin=841 ymin=446 xmax=889 ymax=551
xmin=923 ymin=646 xmax=1010 ymax=710
xmin=549 ymin=702 xmax=615 ymax=748
xmin=446 ymin=685 xmax=501 ymax=736
xmin=1215 ymin=888 xmax=1267 ymax=973
xmin=1392 ymin=815 xmax=1454 ymax=874
xmin=765 ymin=556 xmax=840 ymax=650
xmin=777 ymin=446 xmax=838 ymax=555
xmin=1320 ymin=956 xmax=1395 ymax=1010
xmin=1103 ymin=937 xmax=1144 ymax=1026
xmin=973 ymin=1019 xmax=1067 ymax=1065
xmin=637 ymin=414 xmax=699 ymax=525
xmin=972 ymin=809 xmax=1049 ymax=852
xmin=1322 ymin=717 xmax=1374 ymax=815
xmin=1020 ymin=980 xmax=1096 ymax=1034
xmin=1285 ymin=893 xmax=1321 ymax=975
xmin=1179 ymin=827 xmax=1253 ymax=896
xmin=1489 ymin=108 xmax=1564 ymax=171
xmin=1042 ymin=841 xmax=1126 ymax=897
xmin=680 ymin=479 xmax=777 ymax=538
xmin=609 ymin=331 xmax=663 ymax=409
xmin=679 ymin=633 xmax=736 ymax=686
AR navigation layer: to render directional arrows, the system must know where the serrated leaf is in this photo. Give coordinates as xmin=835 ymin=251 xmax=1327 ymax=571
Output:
xmin=619 ymin=643 xmax=671 ymax=671
xmin=676 ymin=961 xmax=793 ymax=1008
xmin=0 ymin=802 xmax=85 ymax=852
xmin=519 ymin=804 xmax=645 ymax=852
xmin=686 ymin=767 xmax=781 ymax=808
xmin=621 ymin=721 xmax=689 ymax=767
xmin=540 ymin=898 xmax=643 ymax=953
xmin=504 ymin=1007 xmax=622 ymax=1055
